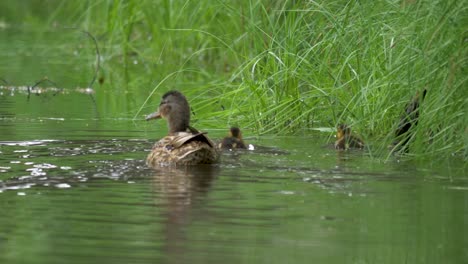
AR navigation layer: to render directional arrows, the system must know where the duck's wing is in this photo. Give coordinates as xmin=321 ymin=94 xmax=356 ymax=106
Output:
xmin=171 ymin=131 xmax=216 ymax=149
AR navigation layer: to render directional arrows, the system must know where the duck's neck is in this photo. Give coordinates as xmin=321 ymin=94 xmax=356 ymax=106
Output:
xmin=167 ymin=116 xmax=190 ymax=135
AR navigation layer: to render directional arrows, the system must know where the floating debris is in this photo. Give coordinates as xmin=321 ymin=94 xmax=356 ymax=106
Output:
xmin=278 ymin=190 xmax=295 ymax=195
xmin=0 ymin=140 xmax=60 ymax=146
xmin=34 ymin=163 xmax=58 ymax=169
xmin=55 ymin=183 xmax=71 ymax=188
xmin=0 ymin=85 xmax=95 ymax=95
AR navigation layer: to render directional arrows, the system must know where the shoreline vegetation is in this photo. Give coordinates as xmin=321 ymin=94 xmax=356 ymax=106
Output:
xmin=1 ymin=0 xmax=466 ymax=160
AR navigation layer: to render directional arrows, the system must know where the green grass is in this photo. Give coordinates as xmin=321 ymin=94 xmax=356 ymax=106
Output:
xmin=2 ymin=0 xmax=466 ymax=160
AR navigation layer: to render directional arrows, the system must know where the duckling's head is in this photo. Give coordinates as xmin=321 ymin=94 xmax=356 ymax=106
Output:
xmin=229 ymin=127 xmax=242 ymax=139
xmin=146 ymin=90 xmax=190 ymax=134
xmin=336 ymin=124 xmax=351 ymax=139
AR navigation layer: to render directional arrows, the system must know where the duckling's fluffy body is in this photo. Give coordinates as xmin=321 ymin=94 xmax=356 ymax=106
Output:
xmin=334 ymin=124 xmax=365 ymax=150
xmin=219 ymin=127 xmax=247 ymax=150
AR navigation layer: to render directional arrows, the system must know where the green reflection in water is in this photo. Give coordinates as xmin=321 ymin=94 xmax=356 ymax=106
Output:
xmin=0 ymin=133 xmax=467 ymax=264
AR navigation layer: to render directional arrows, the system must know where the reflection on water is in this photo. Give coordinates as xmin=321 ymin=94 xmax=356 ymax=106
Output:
xmin=151 ymin=166 xmax=217 ymax=261
xmin=0 ymin=132 xmax=467 ymax=263
xmin=0 ymin=86 xmax=467 ymax=264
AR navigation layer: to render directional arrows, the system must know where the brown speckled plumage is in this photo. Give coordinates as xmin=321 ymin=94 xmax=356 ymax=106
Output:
xmin=219 ymin=127 xmax=247 ymax=149
xmin=334 ymin=124 xmax=365 ymax=150
xmin=146 ymin=91 xmax=219 ymax=166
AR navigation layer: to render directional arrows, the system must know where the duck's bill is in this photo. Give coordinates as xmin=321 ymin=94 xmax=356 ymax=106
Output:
xmin=145 ymin=112 xmax=162 ymax=121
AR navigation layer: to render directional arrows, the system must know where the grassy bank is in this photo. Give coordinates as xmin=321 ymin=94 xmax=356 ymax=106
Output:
xmin=2 ymin=0 xmax=466 ymax=159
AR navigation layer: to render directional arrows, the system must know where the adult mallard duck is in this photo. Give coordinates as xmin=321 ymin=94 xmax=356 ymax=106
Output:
xmin=219 ymin=127 xmax=247 ymax=150
xmin=146 ymin=90 xmax=219 ymax=166
xmin=334 ymin=124 xmax=365 ymax=150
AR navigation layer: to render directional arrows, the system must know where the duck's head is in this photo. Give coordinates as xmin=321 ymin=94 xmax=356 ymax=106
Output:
xmin=146 ymin=90 xmax=190 ymax=134
xmin=229 ymin=127 xmax=242 ymax=139
xmin=336 ymin=124 xmax=351 ymax=139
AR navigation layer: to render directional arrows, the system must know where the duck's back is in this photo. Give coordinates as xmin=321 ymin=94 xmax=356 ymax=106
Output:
xmin=147 ymin=132 xmax=218 ymax=166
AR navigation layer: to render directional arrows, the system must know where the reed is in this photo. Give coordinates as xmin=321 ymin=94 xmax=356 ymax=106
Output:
xmin=5 ymin=0 xmax=466 ymax=159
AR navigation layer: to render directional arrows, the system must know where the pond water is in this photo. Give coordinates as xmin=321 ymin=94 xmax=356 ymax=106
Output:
xmin=1 ymin=28 xmax=467 ymax=264
xmin=1 ymin=92 xmax=467 ymax=264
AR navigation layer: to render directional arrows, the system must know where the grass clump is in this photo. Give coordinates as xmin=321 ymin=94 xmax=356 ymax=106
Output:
xmin=79 ymin=0 xmax=468 ymax=159
xmin=3 ymin=0 xmax=466 ymax=159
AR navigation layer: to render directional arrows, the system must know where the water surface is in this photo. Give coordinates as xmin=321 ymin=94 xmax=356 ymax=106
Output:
xmin=1 ymin=28 xmax=467 ymax=264
xmin=1 ymin=101 xmax=467 ymax=264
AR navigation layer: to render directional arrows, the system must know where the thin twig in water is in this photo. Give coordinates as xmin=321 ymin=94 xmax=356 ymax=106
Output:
xmin=65 ymin=27 xmax=101 ymax=119
xmin=0 ymin=78 xmax=8 ymax=85
xmin=27 ymin=77 xmax=59 ymax=101
xmin=30 ymin=77 xmax=57 ymax=90
xmin=80 ymin=30 xmax=101 ymax=88
xmin=64 ymin=27 xmax=101 ymax=88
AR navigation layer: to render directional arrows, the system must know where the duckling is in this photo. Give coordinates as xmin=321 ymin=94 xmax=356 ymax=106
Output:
xmin=334 ymin=124 xmax=365 ymax=150
xmin=393 ymin=89 xmax=427 ymax=150
xmin=219 ymin=127 xmax=247 ymax=149
xmin=146 ymin=90 xmax=219 ymax=166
